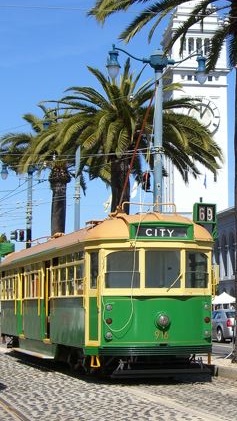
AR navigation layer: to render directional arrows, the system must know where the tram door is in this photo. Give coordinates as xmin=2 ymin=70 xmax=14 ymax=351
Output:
xmin=85 ymin=251 xmax=100 ymax=347
xmin=21 ymin=265 xmax=43 ymax=340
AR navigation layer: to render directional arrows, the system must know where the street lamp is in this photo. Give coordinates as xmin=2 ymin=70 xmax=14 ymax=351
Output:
xmin=107 ymin=44 xmax=207 ymax=211
xmin=1 ymin=163 xmax=9 ymax=180
xmin=26 ymin=165 xmax=38 ymax=248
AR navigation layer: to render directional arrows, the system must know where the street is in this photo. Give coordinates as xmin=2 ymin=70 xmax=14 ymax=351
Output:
xmin=212 ymin=341 xmax=234 ymax=358
xmin=0 ymin=347 xmax=236 ymax=421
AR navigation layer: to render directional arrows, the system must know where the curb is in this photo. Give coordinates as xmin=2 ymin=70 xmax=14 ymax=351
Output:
xmin=214 ymin=365 xmax=237 ymax=380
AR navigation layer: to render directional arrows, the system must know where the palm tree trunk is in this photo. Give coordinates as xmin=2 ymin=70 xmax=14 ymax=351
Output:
xmin=111 ymin=157 xmax=130 ymax=214
xmin=49 ymin=165 xmax=71 ymax=236
xmin=232 ymin=68 xmax=237 ymax=363
xmin=50 ymin=182 xmax=67 ymax=235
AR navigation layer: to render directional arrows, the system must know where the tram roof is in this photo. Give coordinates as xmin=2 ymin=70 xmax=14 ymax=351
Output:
xmin=0 ymin=211 xmax=213 ymax=268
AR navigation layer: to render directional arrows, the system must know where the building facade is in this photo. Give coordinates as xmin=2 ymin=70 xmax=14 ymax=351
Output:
xmin=215 ymin=208 xmax=236 ymax=296
xmin=162 ymin=1 xmax=229 ymax=214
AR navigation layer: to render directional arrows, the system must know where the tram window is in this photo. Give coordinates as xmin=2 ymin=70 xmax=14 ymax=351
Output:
xmin=67 ymin=266 xmax=74 ymax=295
xmin=24 ymin=265 xmax=41 ymax=298
xmin=186 ymin=252 xmax=208 ymax=288
xmin=3 ymin=278 xmax=14 ymax=299
xmin=1 ymin=270 xmax=18 ymax=300
xmin=52 ymin=269 xmax=59 ymax=296
xmin=90 ymin=252 xmax=98 ymax=289
xmin=59 ymin=256 xmax=66 ymax=264
xmin=105 ymin=251 xmax=140 ymax=288
xmin=77 ymin=251 xmax=84 ymax=260
xmin=31 ymin=274 xmax=39 ymax=298
xmin=75 ymin=264 xmax=84 ymax=294
xmin=52 ymin=257 xmax=59 ymax=266
xmin=145 ymin=251 xmax=180 ymax=288
xmin=59 ymin=267 xmax=66 ymax=295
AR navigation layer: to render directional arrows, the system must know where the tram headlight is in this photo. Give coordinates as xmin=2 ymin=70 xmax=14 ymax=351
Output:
xmin=155 ymin=313 xmax=170 ymax=329
xmin=204 ymin=330 xmax=211 ymax=338
xmin=105 ymin=331 xmax=113 ymax=341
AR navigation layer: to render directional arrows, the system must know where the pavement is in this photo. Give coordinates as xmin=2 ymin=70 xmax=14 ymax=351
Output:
xmin=1 ymin=341 xmax=237 ymax=380
xmin=203 ymin=353 xmax=237 ymax=380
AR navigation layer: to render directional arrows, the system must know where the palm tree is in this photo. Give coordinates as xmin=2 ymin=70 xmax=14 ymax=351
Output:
xmin=0 ymin=108 xmax=75 ymax=237
xmin=0 ymin=110 xmax=44 ymax=172
xmin=18 ymin=118 xmax=83 ymax=236
xmin=47 ymin=59 xmax=222 ymax=214
xmin=88 ymin=1 xmax=233 ymax=47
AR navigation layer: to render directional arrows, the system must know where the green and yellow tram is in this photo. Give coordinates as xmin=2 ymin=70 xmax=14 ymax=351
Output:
xmin=0 ymin=203 xmax=216 ymax=377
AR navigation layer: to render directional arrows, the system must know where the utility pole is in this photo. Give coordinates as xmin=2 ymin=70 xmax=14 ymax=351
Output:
xmin=74 ymin=146 xmax=80 ymax=231
xmin=26 ymin=166 xmax=35 ymax=248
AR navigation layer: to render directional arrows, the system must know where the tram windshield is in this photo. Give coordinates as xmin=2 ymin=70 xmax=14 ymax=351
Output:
xmin=105 ymin=251 xmax=140 ymax=288
xmin=185 ymin=251 xmax=208 ymax=288
xmin=104 ymin=249 xmax=208 ymax=289
xmin=145 ymin=250 xmax=180 ymax=288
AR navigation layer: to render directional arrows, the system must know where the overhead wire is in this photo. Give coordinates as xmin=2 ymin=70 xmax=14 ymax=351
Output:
xmin=0 ymin=4 xmax=234 ymax=20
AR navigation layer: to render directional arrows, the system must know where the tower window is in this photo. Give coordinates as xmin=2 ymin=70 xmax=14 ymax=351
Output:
xmin=188 ymin=38 xmax=194 ymax=54
xmin=204 ymin=38 xmax=210 ymax=55
xmin=180 ymin=38 xmax=187 ymax=53
xmin=196 ymin=38 xmax=202 ymax=53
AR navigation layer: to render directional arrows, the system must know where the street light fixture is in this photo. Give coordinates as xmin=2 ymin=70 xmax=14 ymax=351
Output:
xmin=107 ymin=44 xmax=207 ymax=211
xmin=1 ymin=163 xmax=9 ymax=180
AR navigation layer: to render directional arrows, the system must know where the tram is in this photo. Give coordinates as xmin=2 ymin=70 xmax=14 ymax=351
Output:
xmin=0 ymin=202 xmax=216 ymax=377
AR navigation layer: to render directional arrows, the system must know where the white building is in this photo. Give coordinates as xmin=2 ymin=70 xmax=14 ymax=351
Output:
xmin=162 ymin=1 xmax=229 ymax=213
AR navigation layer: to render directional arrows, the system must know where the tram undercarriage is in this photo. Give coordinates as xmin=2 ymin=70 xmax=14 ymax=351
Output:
xmin=56 ymin=344 xmax=213 ymax=379
xmin=4 ymin=336 xmax=213 ymax=379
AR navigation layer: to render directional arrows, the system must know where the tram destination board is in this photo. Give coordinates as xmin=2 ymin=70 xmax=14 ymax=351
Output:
xmin=130 ymin=222 xmax=193 ymax=240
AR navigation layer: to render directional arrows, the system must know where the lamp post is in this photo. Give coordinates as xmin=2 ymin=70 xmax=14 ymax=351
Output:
xmin=26 ymin=165 xmax=37 ymax=248
xmin=106 ymin=45 xmax=207 ymax=211
xmin=74 ymin=146 xmax=81 ymax=231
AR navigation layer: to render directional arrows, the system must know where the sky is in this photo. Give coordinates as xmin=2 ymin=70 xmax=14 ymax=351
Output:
xmin=0 ymin=0 xmax=235 ymax=251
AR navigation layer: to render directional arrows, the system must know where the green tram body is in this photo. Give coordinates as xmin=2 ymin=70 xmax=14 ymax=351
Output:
xmin=0 ymin=209 xmax=214 ymax=377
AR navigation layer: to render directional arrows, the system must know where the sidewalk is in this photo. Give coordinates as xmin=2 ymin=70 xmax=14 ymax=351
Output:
xmin=1 ymin=342 xmax=237 ymax=380
xmin=203 ymin=353 xmax=237 ymax=380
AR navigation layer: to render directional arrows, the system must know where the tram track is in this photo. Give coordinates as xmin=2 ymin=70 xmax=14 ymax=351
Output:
xmin=0 ymin=396 xmax=32 ymax=421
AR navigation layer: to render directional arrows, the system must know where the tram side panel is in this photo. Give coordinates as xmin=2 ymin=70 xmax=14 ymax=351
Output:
xmin=1 ymin=300 xmax=21 ymax=337
xmin=22 ymin=299 xmax=45 ymax=340
xmin=50 ymin=297 xmax=85 ymax=347
xmin=1 ymin=272 xmax=22 ymax=338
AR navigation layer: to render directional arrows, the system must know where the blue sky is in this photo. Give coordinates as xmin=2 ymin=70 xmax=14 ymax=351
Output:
xmin=0 ymin=0 xmax=235 ymax=250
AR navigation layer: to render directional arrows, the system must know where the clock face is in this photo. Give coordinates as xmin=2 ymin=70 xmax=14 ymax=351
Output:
xmin=188 ymin=98 xmax=220 ymax=134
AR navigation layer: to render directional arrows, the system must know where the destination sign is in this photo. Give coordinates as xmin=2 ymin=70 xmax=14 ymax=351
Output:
xmin=130 ymin=223 xmax=193 ymax=240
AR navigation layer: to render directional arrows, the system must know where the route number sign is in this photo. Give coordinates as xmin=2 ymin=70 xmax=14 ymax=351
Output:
xmin=193 ymin=203 xmax=216 ymax=224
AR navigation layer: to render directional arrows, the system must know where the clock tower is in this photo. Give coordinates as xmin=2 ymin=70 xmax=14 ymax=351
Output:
xmin=162 ymin=1 xmax=229 ymax=213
